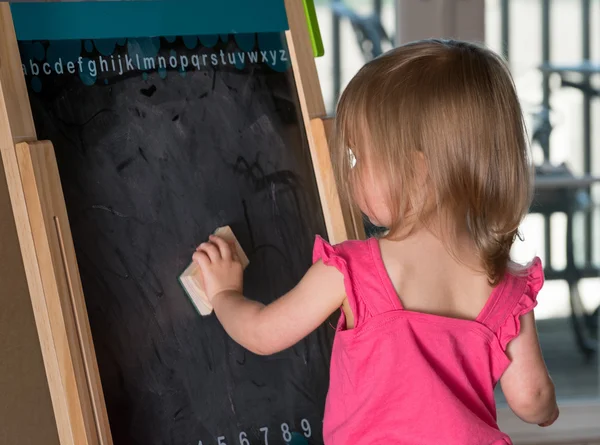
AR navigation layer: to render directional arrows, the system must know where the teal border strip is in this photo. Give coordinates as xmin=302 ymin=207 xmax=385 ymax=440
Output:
xmin=11 ymin=1 xmax=289 ymax=41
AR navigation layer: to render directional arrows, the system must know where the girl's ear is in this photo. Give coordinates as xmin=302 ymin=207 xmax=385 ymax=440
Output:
xmin=347 ymin=147 xmax=357 ymax=169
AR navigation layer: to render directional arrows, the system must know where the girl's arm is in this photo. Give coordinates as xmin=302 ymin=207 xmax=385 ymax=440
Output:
xmin=499 ymin=311 xmax=559 ymax=426
xmin=193 ymin=234 xmax=346 ymax=355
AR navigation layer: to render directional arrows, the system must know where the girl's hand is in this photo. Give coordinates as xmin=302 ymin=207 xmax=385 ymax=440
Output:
xmin=192 ymin=234 xmax=243 ymax=303
xmin=538 ymin=404 xmax=559 ymax=427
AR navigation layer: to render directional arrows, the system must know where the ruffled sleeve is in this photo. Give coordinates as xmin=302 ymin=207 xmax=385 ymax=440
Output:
xmin=496 ymin=257 xmax=544 ymax=351
xmin=312 ymin=236 xmax=366 ymax=328
xmin=313 ymin=235 xmax=344 ymax=267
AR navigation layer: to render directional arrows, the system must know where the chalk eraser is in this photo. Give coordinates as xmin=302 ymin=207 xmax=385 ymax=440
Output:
xmin=179 ymin=226 xmax=249 ymax=316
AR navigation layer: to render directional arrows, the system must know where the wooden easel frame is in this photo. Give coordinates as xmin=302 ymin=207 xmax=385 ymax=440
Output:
xmin=284 ymin=0 xmax=364 ymax=243
xmin=0 ymin=3 xmax=363 ymax=445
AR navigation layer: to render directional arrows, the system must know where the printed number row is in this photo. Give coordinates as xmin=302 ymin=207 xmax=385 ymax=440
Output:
xmin=199 ymin=419 xmax=312 ymax=445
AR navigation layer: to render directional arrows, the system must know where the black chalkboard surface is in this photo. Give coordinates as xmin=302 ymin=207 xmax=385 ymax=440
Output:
xmin=20 ymin=32 xmax=334 ymax=445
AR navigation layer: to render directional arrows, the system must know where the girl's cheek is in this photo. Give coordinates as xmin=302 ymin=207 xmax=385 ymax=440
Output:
xmin=369 ymin=203 xmax=392 ymax=228
xmin=368 ymin=180 xmax=395 ymax=228
xmin=352 ymin=181 xmax=390 ymax=228
xmin=349 ymin=163 xmax=393 ymax=228
xmin=352 ymin=187 xmax=368 ymax=216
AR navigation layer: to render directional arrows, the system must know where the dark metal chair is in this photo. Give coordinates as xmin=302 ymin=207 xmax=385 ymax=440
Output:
xmin=531 ymin=64 xmax=600 ymax=358
xmin=532 ymin=162 xmax=599 ymax=358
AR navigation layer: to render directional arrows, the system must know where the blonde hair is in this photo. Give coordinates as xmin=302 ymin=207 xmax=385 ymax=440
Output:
xmin=333 ymin=39 xmax=533 ymax=285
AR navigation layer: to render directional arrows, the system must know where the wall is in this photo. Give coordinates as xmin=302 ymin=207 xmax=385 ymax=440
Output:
xmin=396 ymin=0 xmax=485 ymax=44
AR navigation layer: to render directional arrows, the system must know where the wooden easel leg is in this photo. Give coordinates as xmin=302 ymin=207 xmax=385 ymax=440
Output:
xmin=15 ymin=140 xmax=113 ymax=445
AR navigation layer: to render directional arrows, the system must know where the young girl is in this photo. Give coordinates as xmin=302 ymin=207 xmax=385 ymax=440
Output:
xmin=193 ymin=39 xmax=559 ymax=444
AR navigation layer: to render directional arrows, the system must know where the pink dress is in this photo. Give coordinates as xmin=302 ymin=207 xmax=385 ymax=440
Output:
xmin=313 ymin=236 xmax=544 ymax=445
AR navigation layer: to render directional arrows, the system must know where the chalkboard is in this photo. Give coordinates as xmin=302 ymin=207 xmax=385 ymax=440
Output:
xmin=19 ymin=31 xmax=334 ymax=445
